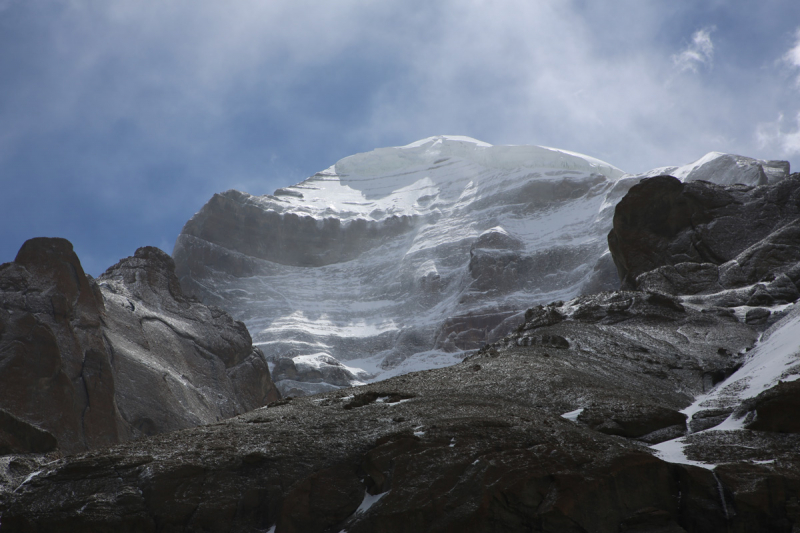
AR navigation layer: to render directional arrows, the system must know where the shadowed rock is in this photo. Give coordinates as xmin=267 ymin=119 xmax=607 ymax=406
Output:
xmin=0 ymin=238 xmax=119 ymax=453
xmin=609 ymin=174 xmax=800 ymax=295
xmin=741 ymin=380 xmax=800 ymax=433
xmin=0 ymin=409 xmax=58 ymax=455
xmin=0 ymin=239 xmax=279 ymax=453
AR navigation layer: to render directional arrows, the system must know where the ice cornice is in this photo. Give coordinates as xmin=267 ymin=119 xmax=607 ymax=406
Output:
xmin=332 ymin=136 xmax=625 ymax=180
xmin=401 ymin=135 xmax=493 ymax=149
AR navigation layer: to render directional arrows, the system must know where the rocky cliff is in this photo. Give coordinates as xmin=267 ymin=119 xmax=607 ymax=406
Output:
xmin=1 ymin=167 xmax=798 ymax=532
xmin=172 ymin=136 xmax=791 ymax=396
xmin=0 ymin=240 xmax=278 ymax=454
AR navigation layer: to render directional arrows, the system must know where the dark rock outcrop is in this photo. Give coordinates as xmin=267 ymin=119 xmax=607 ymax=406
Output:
xmin=0 ymin=238 xmax=121 ymax=453
xmin=740 ymin=380 xmax=800 ymax=433
xmin=0 ymin=239 xmax=278 ymax=453
xmin=577 ymin=404 xmax=687 ymax=440
xmin=608 ymin=174 xmax=800 ymax=294
xmin=0 ymin=409 xmax=58 ymax=455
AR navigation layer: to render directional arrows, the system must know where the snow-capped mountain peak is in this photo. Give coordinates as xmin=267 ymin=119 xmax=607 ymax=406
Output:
xmin=173 ymin=137 xmax=791 ymax=397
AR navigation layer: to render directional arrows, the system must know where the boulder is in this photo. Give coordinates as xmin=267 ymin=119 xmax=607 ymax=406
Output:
xmin=577 ymin=405 xmax=687 ymax=440
xmin=608 ymin=174 xmax=800 ymax=293
xmin=743 ymin=380 xmax=800 ymax=433
xmin=98 ymin=246 xmax=280 ymax=440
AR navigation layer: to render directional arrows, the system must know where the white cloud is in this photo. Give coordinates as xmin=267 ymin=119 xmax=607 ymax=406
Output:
xmin=785 ymin=28 xmax=800 ymax=86
xmin=673 ymin=28 xmax=715 ymax=73
xmin=756 ymin=28 xmax=800 ymax=161
xmin=0 ymin=1 xmax=797 ymax=180
xmin=757 ymin=113 xmax=800 ymax=156
xmin=4 ymin=0 xmax=800 ymax=271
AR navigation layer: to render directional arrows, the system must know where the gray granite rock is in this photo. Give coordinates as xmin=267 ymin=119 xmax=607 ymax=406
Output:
xmin=0 ymin=240 xmax=279 ymax=453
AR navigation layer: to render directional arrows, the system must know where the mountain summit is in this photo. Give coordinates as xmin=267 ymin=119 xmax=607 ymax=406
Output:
xmin=172 ymin=136 xmax=789 ymax=397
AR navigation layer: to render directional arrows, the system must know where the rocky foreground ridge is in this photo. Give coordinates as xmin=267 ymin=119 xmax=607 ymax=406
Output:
xmin=0 ymin=240 xmax=279 ymax=455
xmin=1 ymin=170 xmax=798 ymax=532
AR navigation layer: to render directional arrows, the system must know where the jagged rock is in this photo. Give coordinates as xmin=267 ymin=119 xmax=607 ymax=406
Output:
xmin=0 ymin=238 xmax=120 ymax=453
xmin=741 ymin=380 xmax=800 ymax=433
xmin=97 ymin=246 xmax=280 ymax=439
xmin=609 ymin=174 xmax=800 ymax=293
xmin=0 ymin=409 xmax=58 ymax=455
xmin=0 ymin=239 xmax=278 ymax=453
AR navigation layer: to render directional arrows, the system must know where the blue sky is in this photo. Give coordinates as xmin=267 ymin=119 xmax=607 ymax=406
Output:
xmin=2 ymin=0 xmax=800 ymax=275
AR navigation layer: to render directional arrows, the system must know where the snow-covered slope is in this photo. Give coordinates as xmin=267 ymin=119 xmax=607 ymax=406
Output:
xmin=173 ymin=136 xmax=790 ymax=396
xmin=651 ymin=300 xmax=800 ymax=469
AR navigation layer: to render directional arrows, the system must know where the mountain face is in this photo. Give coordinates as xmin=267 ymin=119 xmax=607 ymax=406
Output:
xmin=172 ymin=136 xmax=790 ymax=397
xmin=2 ymin=171 xmax=799 ymax=531
xmin=0 ymin=240 xmax=278 ymax=454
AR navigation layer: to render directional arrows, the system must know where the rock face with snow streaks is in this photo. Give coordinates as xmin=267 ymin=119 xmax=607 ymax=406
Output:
xmin=0 ymin=239 xmax=278 ymax=453
xmin=2 ymin=148 xmax=800 ymax=532
xmin=173 ymin=137 xmax=791 ymax=395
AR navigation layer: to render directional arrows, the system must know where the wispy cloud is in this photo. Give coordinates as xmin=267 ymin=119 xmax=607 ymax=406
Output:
xmin=756 ymin=27 xmax=800 ymax=159
xmin=1 ymin=1 xmax=800 ymax=273
xmin=673 ymin=28 xmax=715 ymax=73
xmin=785 ymin=28 xmax=800 ymax=86
xmin=757 ymin=113 xmax=800 ymax=156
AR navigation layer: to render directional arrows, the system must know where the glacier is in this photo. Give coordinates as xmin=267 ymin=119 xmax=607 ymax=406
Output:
xmin=173 ymin=135 xmax=790 ymax=396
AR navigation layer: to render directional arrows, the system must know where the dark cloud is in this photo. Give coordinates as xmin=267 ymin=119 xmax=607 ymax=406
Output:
xmin=1 ymin=0 xmax=799 ymax=274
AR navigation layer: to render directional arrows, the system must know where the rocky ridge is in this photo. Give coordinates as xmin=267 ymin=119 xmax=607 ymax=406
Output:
xmin=0 ymin=240 xmax=278 ymax=454
xmin=1 ymin=166 xmax=798 ymax=532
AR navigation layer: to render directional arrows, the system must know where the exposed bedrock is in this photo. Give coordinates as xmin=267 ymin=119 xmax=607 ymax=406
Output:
xmin=1 ymin=287 xmax=796 ymax=532
xmin=736 ymin=380 xmax=800 ymax=433
xmin=0 ymin=409 xmax=58 ymax=456
xmin=0 ymin=239 xmax=278 ymax=454
xmin=98 ymin=246 xmax=280 ymax=440
xmin=0 ymin=238 xmax=120 ymax=453
xmin=608 ymin=173 xmax=800 ymax=296
xmin=175 ymin=189 xmax=417 ymax=271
